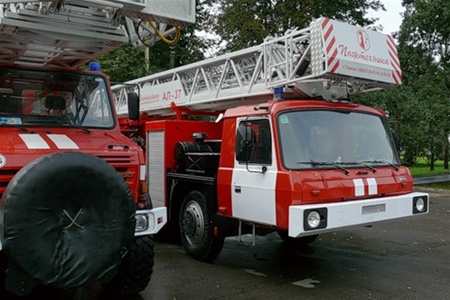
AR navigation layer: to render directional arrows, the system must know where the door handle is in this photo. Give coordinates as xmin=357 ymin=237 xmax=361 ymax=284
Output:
xmin=234 ymin=186 xmax=241 ymax=194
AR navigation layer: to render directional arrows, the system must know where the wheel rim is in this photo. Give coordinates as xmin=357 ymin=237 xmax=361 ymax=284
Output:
xmin=182 ymin=200 xmax=205 ymax=244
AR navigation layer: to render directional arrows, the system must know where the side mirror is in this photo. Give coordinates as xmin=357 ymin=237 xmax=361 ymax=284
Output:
xmin=127 ymin=92 xmax=140 ymax=120
xmin=392 ymin=131 xmax=401 ymax=152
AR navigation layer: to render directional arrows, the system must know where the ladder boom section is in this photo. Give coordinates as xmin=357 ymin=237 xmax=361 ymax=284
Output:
xmin=0 ymin=0 xmax=195 ymax=68
xmin=112 ymin=18 xmax=402 ymax=117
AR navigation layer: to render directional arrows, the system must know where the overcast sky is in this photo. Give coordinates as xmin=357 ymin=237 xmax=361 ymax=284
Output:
xmin=371 ymin=0 xmax=405 ymax=35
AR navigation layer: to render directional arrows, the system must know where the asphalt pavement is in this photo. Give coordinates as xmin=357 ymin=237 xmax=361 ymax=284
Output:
xmin=3 ymin=186 xmax=449 ymax=300
xmin=140 ymin=186 xmax=450 ymax=300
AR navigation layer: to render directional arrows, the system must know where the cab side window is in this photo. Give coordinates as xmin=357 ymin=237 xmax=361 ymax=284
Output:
xmin=236 ymin=119 xmax=272 ymax=165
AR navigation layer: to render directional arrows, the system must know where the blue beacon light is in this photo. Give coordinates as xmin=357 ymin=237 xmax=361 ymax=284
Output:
xmin=89 ymin=62 xmax=101 ymax=72
xmin=273 ymin=86 xmax=284 ymax=100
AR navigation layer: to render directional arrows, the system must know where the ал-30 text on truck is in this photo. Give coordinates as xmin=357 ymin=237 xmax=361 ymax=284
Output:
xmin=113 ymin=17 xmax=429 ymax=262
xmin=0 ymin=0 xmax=196 ymax=297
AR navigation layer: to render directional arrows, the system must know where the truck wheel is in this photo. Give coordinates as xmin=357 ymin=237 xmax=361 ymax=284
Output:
xmin=179 ymin=191 xmax=224 ymax=262
xmin=102 ymin=235 xmax=155 ymax=298
xmin=0 ymin=152 xmax=136 ymax=293
xmin=278 ymin=231 xmax=319 ymax=248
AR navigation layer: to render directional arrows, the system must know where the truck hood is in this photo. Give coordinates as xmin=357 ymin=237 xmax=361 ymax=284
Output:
xmin=1 ymin=128 xmax=134 ymax=153
xmin=296 ymin=167 xmax=413 ymax=204
xmin=0 ymin=128 xmax=142 ymax=198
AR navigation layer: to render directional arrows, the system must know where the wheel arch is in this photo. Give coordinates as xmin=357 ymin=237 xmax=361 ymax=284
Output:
xmin=168 ymin=178 xmax=218 ymax=223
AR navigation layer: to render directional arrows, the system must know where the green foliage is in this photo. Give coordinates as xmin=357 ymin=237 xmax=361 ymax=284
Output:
xmin=90 ymin=43 xmax=147 ymax=84
xmin=408 ymin=158 xmax=448 ymax=176
xmin=357 ymin=0 xmax=449 ymax=170
xmin=204 ymin=0 xmax=385 ymax=52
xmin=83 ymin=0 xmax=214 ymax=83
xmin=400 ymin=0 xmax=450 ymax=72
xmin=398 ymin=0 xmax=449 ymax=169
xmin=86 ymin=0 xmax=387 ymax=79
xmin=94 ymin=30 xmax=208 ymax=84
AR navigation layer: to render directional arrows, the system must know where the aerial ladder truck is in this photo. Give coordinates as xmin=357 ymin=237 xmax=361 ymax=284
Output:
xmin=0 ymin=0 xmax=195 ymax=297
xmin=112 ymin=17 xmax=429 ymax=262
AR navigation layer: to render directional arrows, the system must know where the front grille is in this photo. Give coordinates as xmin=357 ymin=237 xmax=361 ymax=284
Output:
xmin=362 ymin=203 xmax=386 ymax=215
xmin=96 ymin=154 xmax=138 ymax=195
xmin=0 ymin=168 xmax=19 ymax=199
xmin=0 ymin=154 xmax=138 ymax=200
xmin=96 ymin=154 xmax=133 ymax=164
xmin=97 ymin=154 xmax=135 ymax=176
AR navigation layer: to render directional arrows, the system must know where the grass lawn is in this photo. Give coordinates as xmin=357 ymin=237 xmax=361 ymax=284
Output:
xmin=406 ymin=158 xmax=449 ymax=177
xmin=406 ymin=158 xmax=450 ymax=190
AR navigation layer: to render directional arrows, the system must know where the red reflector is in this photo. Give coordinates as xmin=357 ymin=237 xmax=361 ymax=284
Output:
xmin=157 ymin=217 xmax=163 ymax=224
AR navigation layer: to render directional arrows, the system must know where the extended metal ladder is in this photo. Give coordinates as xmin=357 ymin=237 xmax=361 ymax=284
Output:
xmin=0 ymin=0 xmax=195 ymax=68
xmin=112 ymin=17 xmax=401 ymax=117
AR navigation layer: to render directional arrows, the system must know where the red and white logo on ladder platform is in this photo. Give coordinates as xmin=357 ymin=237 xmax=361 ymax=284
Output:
xmin=319 ymin=17 xmax=402 ymax=86
xmin=357 ymin=29 xmax=370 ymax=51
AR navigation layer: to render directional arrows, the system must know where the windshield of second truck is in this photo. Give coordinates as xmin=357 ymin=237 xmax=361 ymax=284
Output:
xmin=277 ymin=109 xmax=399 ymax=170
xmin=0 ymin=68 xmax=114 ymax=129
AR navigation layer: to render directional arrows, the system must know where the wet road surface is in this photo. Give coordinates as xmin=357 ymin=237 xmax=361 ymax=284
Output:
xmin=144 ymin=187 xmax=450 ymax=300
xmin=4 ymin=187 xmax=450 ymax=300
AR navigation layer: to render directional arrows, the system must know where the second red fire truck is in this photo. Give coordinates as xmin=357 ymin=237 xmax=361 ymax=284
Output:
xmin=112 ymin=18 xmax=429 ymax=262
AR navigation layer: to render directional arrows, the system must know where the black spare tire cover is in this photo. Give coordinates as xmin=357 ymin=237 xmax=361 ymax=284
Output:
xmin=0 ymin=152 xmax=136 ymax=288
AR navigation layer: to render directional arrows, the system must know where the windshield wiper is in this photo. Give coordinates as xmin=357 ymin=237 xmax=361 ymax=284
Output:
xmin=360 ymin=160 xmax=399 ymax=171
xmin=339 ymin=161 xmax=377 ymax=173
xmin=61 ymin=123 xmax=91 ymax=134
xmin=298 ymin=160 xmax=350 ymax=175
xmin=3 ymin=124 xmax=28 ymax=132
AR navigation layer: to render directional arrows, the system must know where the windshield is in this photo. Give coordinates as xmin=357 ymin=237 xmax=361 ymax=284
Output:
xmin=277 ymin=109 xmax=399 ymax=170
xmin=0 ymin=67 xmax=114 ymax=129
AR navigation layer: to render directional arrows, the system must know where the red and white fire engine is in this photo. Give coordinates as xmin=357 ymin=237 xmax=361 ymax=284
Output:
xmin=0 ymin=0 xmax=194 ymax=297
xmin=112 ymin=18 xmax=429 ymax=262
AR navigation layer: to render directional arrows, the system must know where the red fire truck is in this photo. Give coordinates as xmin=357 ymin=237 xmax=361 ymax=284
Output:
xmin=0 ymin=0 xmax=194 ymax=296
xmin=112 ymin=18 xmax=429 ymax=262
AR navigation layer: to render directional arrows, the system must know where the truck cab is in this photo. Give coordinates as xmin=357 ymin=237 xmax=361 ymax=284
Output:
xmin=143 ymin=96 xmax=428 ymax=263
xmin=217 ymin=99 xmax=427 ymax=237
xmin=0 ymin=64 xmax=165 ymax=296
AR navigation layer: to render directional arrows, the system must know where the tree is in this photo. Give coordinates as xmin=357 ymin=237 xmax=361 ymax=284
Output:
xmin=86 ymin=0 xmax=214 ymax=83
xmin=354 ymin=85 xmax=428 ymax=166
xmin=357 ymin=0 xmax=449 ymax=170
xmin=204 ymin=0 xmax=385 ymax=52
xmin=397 ymin=0 xmax=450 ymax=170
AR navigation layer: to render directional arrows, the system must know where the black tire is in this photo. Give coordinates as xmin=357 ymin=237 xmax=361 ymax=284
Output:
xmin=0 ymin=152 xmax=136 ymax=290
xmin=278 ymin=231 xmax=318 ymax=248
xmin=102 ymin=235 xmax=155 ymax=298
xmin=0 ymin=251 xmax=7 ymax=296
xmin=179 ymin=191 xmax=224 ymax=262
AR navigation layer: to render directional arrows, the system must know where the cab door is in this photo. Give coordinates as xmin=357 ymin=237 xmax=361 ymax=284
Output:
xmin=231 ymin=117 xmax=278 ymax=226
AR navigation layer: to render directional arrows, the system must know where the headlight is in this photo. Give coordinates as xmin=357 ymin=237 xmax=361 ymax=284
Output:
xmin=303 ymin=208 xmax=327 ymax=231
xmin=413 ymin=196 xmax=428 ymax=214
xmin=134 ymin=208 xmax=166 ymax=236
xmin=135 ymin=214 xmax=148 ymax=232
xmin=307 ymin=211 xmax=321 ymax=228
xmin=415 ymin=198 xmax=425 ymax=211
